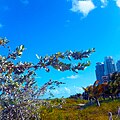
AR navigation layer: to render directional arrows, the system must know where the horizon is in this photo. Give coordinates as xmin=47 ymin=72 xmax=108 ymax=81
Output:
xmin=0 ymin=0 xmax=120 ymax=98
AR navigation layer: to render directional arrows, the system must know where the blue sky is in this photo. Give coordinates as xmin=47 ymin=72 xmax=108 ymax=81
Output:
xmin=0 ymin=0 xmax=120 ymax=98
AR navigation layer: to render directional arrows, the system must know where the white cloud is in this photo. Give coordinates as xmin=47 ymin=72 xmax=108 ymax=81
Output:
xmin=71 ymin=0 xmax=96 ymax=16
xmin=20 ymin=0 xmax=29 ymax=5
xmin=64 ymin=87 xmax=71 ymax=94
xmin=67 ymin=75 xmax=80 ymax=79
xmin=52 ymin=89 xmax=59 ymax=94
xmin=74 ymin=86 xmax=83 ymax=93
xmin=35 ymin=76 xmax=41 ymax=79
xmin=116 ymin=0 xmax=120 ymax=7
xmin=50 ymin=87 xmax=71 ymax=95
xmin=48 ymin=86 xmax=84 ymax=98
xmin=100 ymin=0 xmax=108 ymax=8
xmin=64 ymin=86 xmax=83 ymax=95
xmin=60 ymin=77 xmax=65 ymax=80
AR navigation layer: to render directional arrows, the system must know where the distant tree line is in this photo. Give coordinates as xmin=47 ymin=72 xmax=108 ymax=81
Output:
xmin=69 ymin=93 xmax=83 ymax=99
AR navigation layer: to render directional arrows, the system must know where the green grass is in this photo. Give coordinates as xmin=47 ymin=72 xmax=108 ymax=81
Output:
xmin=40 ymin=98 xmax=120 ymax=120
xmin=0 ymin=98 xmax=119 ymax=120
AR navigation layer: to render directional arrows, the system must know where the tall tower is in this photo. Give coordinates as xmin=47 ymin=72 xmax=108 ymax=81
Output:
xmin=104 ymin=56 xmax=116 ymax=75
xmin=95 ymin=62 xmax=104 ymax=84
xmin=116 ymin=60 xmax=120 ymax=72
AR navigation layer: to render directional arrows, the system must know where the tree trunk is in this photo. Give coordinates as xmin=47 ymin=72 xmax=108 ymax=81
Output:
xmin=96 ymin=98 xmax=100 ymax=107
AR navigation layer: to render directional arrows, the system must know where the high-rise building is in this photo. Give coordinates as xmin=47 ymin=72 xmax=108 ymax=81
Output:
xmin=104 ymin=56 xmax=116 ymax=75
xmin=116 ymin=60 xmax=120 ymax=72
xmin=95 ymin=62 xmax=104 ymax=84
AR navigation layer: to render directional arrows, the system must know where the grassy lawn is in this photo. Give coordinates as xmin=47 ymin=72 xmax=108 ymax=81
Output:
xmin=40 ymin=98 xmax=120 ymax=120
xmin=0 ymin=98 xmax=119 ymax=120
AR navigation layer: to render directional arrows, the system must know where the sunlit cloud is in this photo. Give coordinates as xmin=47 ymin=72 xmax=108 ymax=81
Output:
xmin=116 ymin=0 xmax=120 ymax=7
xmin=68 ymin=0 xmax=120 ymax=17
xmin=35 ymin=76 xmax=42 ymax=79
xmin=73 ymin=86 xmax=83 ymax=93
xmin=70 ymin=0 xmax=96 ymax=17
xmin=52 ymin=89 xmax=59 ymax=94
xmin=60 ymin=77 xmax=65 ymax=80
xmin=64 ymin=87 xmax=71 ymax=94
xmin=51 ymin=86 xmax=83 ymax=97
xmin=67 ymin=75 xmax=80 ymax=79
xmin=100 ymin=0 xmax=108 ymax=8
xmin=50 ymin=87 xmax=71 ymax=95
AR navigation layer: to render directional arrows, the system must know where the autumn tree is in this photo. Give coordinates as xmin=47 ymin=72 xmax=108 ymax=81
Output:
xmin=82 ymin=72 xmax=120 ymax=107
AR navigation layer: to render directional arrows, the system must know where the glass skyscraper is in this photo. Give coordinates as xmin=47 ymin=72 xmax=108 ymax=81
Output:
xmin=104 ymin=56 xmax=116 ymax=75
xmin=95 ymin=56 xmax=116 ymax=84
xmin=116 ymin=60 xmax=120 ymax=72
xmin=95 ymin=62 xmax=104 ymax=84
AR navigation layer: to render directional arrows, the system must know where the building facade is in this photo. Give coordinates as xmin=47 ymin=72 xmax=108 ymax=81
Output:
xmin=116 ymin=60 xmax=120 ymax=72
xmin=95 ymin=62 xmax=104 ymax=84
xmin=104 ymin=56 xmax=116 ymax=75
xmin=95 ymin=56 xmax=117 ymax=84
